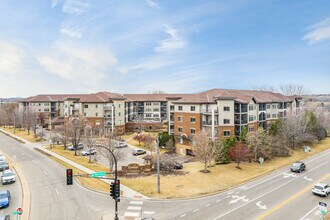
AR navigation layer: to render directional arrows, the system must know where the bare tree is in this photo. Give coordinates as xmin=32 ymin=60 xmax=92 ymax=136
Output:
xmin=147 ymin=89 xmax=166 ymax=94
xmin=254 ymin=85 xmax=277 ymax=92
xmin=229 ymin=142 xmax=251 ymax=169
xmin=165 ymin=138 xmax=176 ymax=153
xmin=23 ymin=106 xmax=37 ymax=135
xmin=248 ymin=128 xmax=271 ymax=161
xmin=144 ymin=134 xmax=155 ymax=155
xmin=55 ymin=126 xmax=70 ymax=150
xmin=279 ymin=114 xmax=316 ymax=149
xmin=83 ymin=126 xmax=96 ymax=163
xmin=192 ymin=130 xmax=214 ymax=173
xmin=67 ymin=116 xmax=85 ymax=156
xmin=100 ymin=134 xmax=125 ymax=171
xmin=279 ymin=83 xmax=310 ymax=96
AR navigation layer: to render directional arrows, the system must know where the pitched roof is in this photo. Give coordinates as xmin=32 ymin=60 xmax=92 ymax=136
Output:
xmin=123 ymin=94 xmax=184 ymax=102
xmin=76 ymin=92 xmax=126 ymax=103
xmin=19 ymin=94 xmax=87 ymax=102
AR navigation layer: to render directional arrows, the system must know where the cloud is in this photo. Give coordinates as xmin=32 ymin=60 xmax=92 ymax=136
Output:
xmin=51 ymin=0 xmax=62 ymax=8
xmin=303 ymin=18 xmax=330 ymax=45
xmin=154 ymin=26 xmax=186 ymax=52
xmin=145 ymin=0 xmax=159 ymax=9
xmin=0 ymin=41 xmax=26 ymax=76
xmin=62 ymin=0 xmax=89 ymax=14
xmin=37 ymin=42 xmax=117 ymax=85
xmin=60 ymin=28 xmax=82 ymax=38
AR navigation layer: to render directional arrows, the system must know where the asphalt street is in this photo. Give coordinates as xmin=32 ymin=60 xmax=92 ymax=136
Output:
xmin=1 ymin=130 xmax=330 ymax=220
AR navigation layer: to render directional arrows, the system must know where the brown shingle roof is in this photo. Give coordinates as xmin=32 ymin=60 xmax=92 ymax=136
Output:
xmin=19 ymin=94 xmax=87 ymax=102
xmin=123 ymin=94 xmax=185 ymax=102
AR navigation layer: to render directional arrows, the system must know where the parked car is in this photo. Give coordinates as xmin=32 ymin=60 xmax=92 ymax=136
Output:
xmin=80 ymin=149 xmax=96 ymax=156
xmin=0 ymin=154 xmax=5 ymax=161
xmin=132 ymin=149 xmax=146 ymax=156
xmin=0 ymin=190 xmax=10 ymax=208
xmin=141 ymin=218 xmax=155 ymax=220
xmin=312 ymin=183 xmax=330 ymax=197
xmin=1 ymin=170 xmax=15 ymax=185
xmin=67 ymin=143 xmax=84 ymax=151
xmin=290 ymin=161 xmax=306 ymax=173
xmin=0 ymin=162 xmax=9 ymax=172
xmin=173 ymin=161 xmax=183 ymax=170
xmin=116 ymin=142 xmax=128 ymax=148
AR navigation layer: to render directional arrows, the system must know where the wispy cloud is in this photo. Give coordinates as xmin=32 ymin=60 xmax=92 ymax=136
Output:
xmin=145 ymin=0 xmax=159 ymax=9
xmin=37 ymin=42 xmax=117 ymax=85
xmin=51 ymin=0 xmax=62 ymax=8
xmin=303 ymin=17 xmax=330 ymax=45
xmin=0 ymin=41 xmax=26 ymax=76
xmin=62 ymin=0 xmax=90 ymax=14
xmin=154 ymin=26 xmax=186 ymax=52
xmin=60 ymin=28 xmax=82 ymax=38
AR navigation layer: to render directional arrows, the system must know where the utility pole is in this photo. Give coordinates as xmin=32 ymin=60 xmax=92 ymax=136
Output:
xmin=156 ymin=135 xmax=160 ymax=193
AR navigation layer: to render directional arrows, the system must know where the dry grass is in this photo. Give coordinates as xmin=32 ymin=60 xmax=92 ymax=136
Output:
xmin=2 ymin=127 xmax=43 ymax=143
xmin=122 ymin=138 xmax=330 ymax=198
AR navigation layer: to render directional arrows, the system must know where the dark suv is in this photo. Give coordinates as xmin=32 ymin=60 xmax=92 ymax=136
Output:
xmin=290 ymin=161 xmax=306 ymax=173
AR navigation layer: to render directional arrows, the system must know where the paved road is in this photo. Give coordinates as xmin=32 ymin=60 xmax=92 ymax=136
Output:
xmin=0 ymin=159 xmax=22 ymax=219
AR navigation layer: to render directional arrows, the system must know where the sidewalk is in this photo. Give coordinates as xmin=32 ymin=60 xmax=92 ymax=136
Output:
xmin=38 ymin=146 xmax=149 ymax=199
xmin=0 ymin=128 xmax=149 ymax=200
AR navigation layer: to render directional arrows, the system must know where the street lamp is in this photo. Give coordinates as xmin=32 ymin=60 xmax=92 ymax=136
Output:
xmin=93 ymin=144 xmax=119 ymax=220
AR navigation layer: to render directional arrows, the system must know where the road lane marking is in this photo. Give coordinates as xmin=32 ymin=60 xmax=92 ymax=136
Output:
xmin=206 ymin=204 xmax=211 ymax=207
xmin=130 ymin=201 xmax=143 ymax=205
xmin=127 ymin=206 xmax=142 ymax=211
xmin=256 ymin=173 xmax=330 ymax=220
xmin=43 ymin=169 xmax=48 ymax=176
xmin=31 ymin=160 xmax=36 ymax=164
xmin=245 ymin=150 xmax=330 ymax=190
xmin=193 ymin=209 xmax=199 ymax=212
xmin=298 ymin=205 xmax=318 ymax=220
xmin=124 ymin=212 xmax=139 ymax=217
xmin=211 ymin=161 xmax=328 ymax=220
xmin=143 ymin=211 xmax=155 ymax=214
xmin=54 ymin=187 xmax=59 ymax=195
xmin=180 ymin=214 xmax=186 ymax=217
xmin=216 ymin=199 xmax=222 ymax=202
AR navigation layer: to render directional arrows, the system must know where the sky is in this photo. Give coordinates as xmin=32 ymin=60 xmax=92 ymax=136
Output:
xmin=0 ymin=0 xmax=330 ymax=98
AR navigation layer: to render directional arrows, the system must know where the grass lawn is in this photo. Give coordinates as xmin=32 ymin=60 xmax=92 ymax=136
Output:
xmin=47 ymin=138 xmax=330 ymax=199
xmin=122 ymin=138 xmax=330 ymax=198
xmin=2 ymin=127 xmax=44 ymax=143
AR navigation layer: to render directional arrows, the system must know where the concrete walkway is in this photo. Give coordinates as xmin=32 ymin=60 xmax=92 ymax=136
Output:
xmin=0 ymin=128 xmax=149 ymax=200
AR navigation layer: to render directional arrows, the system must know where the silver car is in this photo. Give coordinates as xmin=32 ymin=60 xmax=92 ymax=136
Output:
xmin=312 ymin=183 xmax=330 ymax=197
xmin=1 ymin=169 xmax=16 ymax=185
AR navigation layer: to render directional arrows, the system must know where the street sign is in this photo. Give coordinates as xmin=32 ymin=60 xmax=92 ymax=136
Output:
xmin=319 ymin=202 xmax=327 ymax=216
xmin=13 ymin=207 xmax=23 ymax=215
xmin=91 ymin=171 xmax=106 ymax=178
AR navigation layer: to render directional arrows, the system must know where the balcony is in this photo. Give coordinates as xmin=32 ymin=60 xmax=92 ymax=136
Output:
xmin=202 ymin=109 xmax=219 ymax=114
xmin=203 ymin=121 xmax=219 ymax=126
xmin=104 ymin=114 xmax=113 ymax=118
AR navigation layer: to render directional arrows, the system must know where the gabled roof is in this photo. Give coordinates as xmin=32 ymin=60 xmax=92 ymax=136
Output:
xmin=19 ymin=94 xmax=87 ymax=102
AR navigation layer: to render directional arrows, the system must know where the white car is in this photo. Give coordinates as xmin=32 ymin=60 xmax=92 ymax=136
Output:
xmin=312 ymin=183 xmax=330 ymax=197
xmin=80 ymin=149 xmax=96 ymax=156
xmin=116 ymin=142 xmax=128 ymax=148
xmin=1 ymin=169 xmax=16 ymax=185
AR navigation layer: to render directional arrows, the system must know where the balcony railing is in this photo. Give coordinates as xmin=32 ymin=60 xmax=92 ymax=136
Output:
xmin=203 ymin=121 xmax=219 ymax=126
xmin=202 ymin=109 xmax=219 ymax=114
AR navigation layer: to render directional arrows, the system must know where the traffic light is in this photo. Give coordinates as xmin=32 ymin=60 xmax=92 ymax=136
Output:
xmin=110 ymin=180 xmax=120 ymax=200
xmin=66 ymin=169 xmax=73 ymax=185
xmin=110 ymin=182 xmax=115 ymax=198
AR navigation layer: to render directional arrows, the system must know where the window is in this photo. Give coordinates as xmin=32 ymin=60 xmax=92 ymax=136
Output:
xmin=118 ymin=112 xmax=121 ymax=116
xmin=178 ymin=106 xmax=183 ymax=111
xmin=249 ymin=126 xmax=254 ymax=132
xmin=118 ymin=104 xmax=121 ymax=108
xmin=249 ymin=115 xmax=254 ymax=122
xmin=153 ymin=103 xmax=159 ymax=106
xmin=223 ymin=131 xmax=230 ymax=136
xmin=44 ymin=103 xmax=50 ymax=106
xmin=146 ymin=113 xmax=152 ymax=118
xmin=39 ymin=103 xmax=41 ymax=106
xmin=153 ymin=114 xmax=159 ymax=117
xmin=178 ymin=127 xmax=183 ymax=132
xmin=96 ymin=112 xmax=99 ymax=116
xmin=95 ymin=104 xmax=98 ymax=108
xmin=190 ymin=117 xmax=196 ymax=123
xmin=84 ymin=112 xmax=87 ymax=116
xmin=44 ymin=108 xmax=50 ymax=112
xmin=223 ymin=119 xmax=230 ymax=124
xmin=272 ymin=104 xmax=277 ymax=109
xmin=272 ymin=114 xmax=277 ymax=118
xmin=191 ymin=129 xmax=196 ymax=134
xmin=178 ymin=137 xmax=183 ymax=144
xmin=249 ymin=104 xmax=254 ymax=111
xmin=118 ymin=120 xmax=122 ymax=125
xmin=153 ymin=108 xmax=159 ymax=111
xmin=267 ymin=114 xmax=270 ymax=118
xmin=224 ymin=106 xmax=230 ymax=111
xmin=84 ymin=104 xmax=88 ymax=108
xmin=146 ymin=102 xmax=151 ymax=106
xmin=191 ymin=106 xmax=196 ymax=111
xmin=95 ymin=121 xmax=100 ymax=126
xmin=146 ymin=108 xmax=152 ymax=112
xmin=266 ymin=104 xmax=271 ymax=109
xmin=178 ymin=116 xmax=182 ymax=122
xmin=170 ymin=105 xmax=174 ymax=111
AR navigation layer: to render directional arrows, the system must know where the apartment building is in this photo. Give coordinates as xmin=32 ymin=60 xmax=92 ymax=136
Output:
xmin=19 ymin=89 xmax=302 ymax=155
